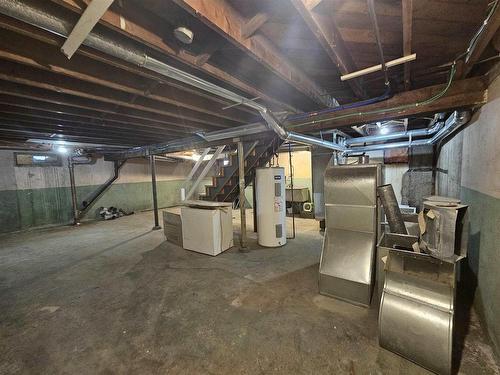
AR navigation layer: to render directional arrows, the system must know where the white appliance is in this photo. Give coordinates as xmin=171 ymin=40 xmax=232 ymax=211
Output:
xmin=256 ymin=167 xmax=286 ymax=247
xmin=181 ymin=201 xmax=233 ymax=256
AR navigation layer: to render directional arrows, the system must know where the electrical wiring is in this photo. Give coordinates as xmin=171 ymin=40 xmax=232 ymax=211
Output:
xmin=288 ymin=64 xmax=457 ymax=129
xmin=286 ymin=0 xmax=497 ymax=131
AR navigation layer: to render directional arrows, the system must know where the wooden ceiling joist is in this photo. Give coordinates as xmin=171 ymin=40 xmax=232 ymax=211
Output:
xmin=0 ymin=32 xmax=255 ymax=125
xmin=402 ymin=0 xmax=413 ymax=90
xmin=172 ymin=0 xmax=337 ymax=108
xmin=0 ymin=81 xmax=209 ymax=131
xmin=0 ymin=60 xmax=235 ymax=131
xmin=290 ymin=0 xmax=365 ymax=99
xmin=50 ymin=0 xmax=297 ymax=112
xmin=289 ymin=75 xmax=487 ymax=131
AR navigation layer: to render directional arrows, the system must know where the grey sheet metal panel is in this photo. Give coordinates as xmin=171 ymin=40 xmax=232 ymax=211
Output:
xmin=319 ymin=164 xmax=380 ymax=306
xmin=375 ymin=233 xmax=418 ymax=299
xmin=421 ymin=201 xmax=469 ymax=262
xmin=379 ymin=250 xmax=456 ymax=375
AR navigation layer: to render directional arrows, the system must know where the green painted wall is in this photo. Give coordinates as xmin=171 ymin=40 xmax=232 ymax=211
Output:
xmin=0 ymin=179 xmax=194 ymax=234
xmin=461 ymin=186 xmax=500 ymax=354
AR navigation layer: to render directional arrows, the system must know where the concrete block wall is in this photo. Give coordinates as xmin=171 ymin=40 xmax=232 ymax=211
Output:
xmin=0 ymin=153 xmax=204 ymax=234
xmin=437 ymin=76 xmax=500 ymax=356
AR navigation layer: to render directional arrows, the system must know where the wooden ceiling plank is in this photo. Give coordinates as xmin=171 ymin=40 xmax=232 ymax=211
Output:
xmin=290 ymin=0 xmax=366 ymax=99
xmin=50 ymin=0 xmax=296 ymax=112
xmin=0 ymin=60 xmax=234 ymax=130
xmin=288 ymin=75 xmax=487 ymax=131
xmin=0 ymin=95 xmax=191 ymax=134
xmin=0 ymin=31 xmax=254 ymax=124
xmin=402 ymin=0 xmax=413 ymax=90
xmin=0 ymin=80 xmax=209 ymax=131
xmin=172 ymin=0 xmax=336 ymax=107
xmin=0 ymin=104 xmax=189 ymax=137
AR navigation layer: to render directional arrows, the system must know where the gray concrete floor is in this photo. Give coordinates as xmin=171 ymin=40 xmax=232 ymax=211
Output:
xmin=0 ymin=210 xmax=498 ymax=374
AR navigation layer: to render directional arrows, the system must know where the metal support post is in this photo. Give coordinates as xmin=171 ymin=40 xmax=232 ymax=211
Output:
xmin=150 ymin=155 xmax=161 ymax=230
xmin=68 ymin=156 xmax=80 ymax=226
xmin=238 ymin=141 xmax=248 ymax=250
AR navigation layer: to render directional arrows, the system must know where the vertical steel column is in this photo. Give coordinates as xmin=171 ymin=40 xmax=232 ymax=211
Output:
xmin=150 ymin=155 xmax=161 ymax=230
xmin=68 ymin=156 xmax=80 ymax=226
xmin=252 ymin=174 xmax=257 ymax=233
xmin=288 ymin=143 xmax=296 ymax=239
xmin=238 ymin=141 xmax=247 ymax=249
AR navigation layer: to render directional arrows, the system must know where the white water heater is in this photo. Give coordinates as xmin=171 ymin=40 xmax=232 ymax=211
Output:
xmin=256 ymin=167 xmax=286 ymax=247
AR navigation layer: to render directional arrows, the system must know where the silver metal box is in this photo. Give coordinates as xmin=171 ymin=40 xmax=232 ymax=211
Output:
xmin=319 ymin=164 xmax=380 ymax=306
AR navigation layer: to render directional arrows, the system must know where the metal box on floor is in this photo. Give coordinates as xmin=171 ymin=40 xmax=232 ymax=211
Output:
xmin=319 ymin=164 xmax=380 ymax=306
xmin=375 ymin=232 xmax=418 ymax=299
xmin=181 ymin=201 xmax=233 ymax=256
xmin=379 ymin=249 xmax=457 ymax=375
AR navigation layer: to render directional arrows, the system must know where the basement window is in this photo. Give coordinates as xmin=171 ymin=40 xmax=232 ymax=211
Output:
xmin=14 ymin=152 xmax=62 ymax=167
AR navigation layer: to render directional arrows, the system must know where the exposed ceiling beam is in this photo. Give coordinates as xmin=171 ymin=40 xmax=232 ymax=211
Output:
xmin=241 ymin=12 xmax=270 ymax=39
xmin=461 ymin=3 xmax=500 ymax=78
xmin=290 ymin=0 xmax=365 ymax=99
xmin=0 ymin=80 xmax=209 ymax=131
xmin=50 ymin=0 xmax=297 ymax=112
xmin=288 ymin=76 xmax=487 ymax=131
xmin=0 ymin=95 xmax=191 ymax=135
xmin=402 ymin=0 xmax=413 ymax=90
xmin=172 ymin=0 xmax=337 ymax=108
xmin=0 ymin=14 xmax=258 ymax=118
xmin=0 ymin=60 xmax=235 ymax=131
xmin=0 ymin=30 xmax=254 ymax=125
xmin=0 ymin=104 xmax=188 ymax=137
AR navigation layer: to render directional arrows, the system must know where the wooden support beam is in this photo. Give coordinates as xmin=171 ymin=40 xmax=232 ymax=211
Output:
xmin=172 ymin=0 xmax=336 ymax=107
xmin=0 ymin=80 xmax=204 ymax=131
xmin=290 ymin=0 xmax=365 ymax=99
xmin=50 ymin=0 xmax=297 ymax=112
xmin=288 ymin=76 xmax=488 ymax=131
xmin=461 ymin=3 xmax=500 ymax=78
xmin=402 ymin=0 xmax=413 ymax=90
xmin=241 ymin=12 xmax=269 ymax=39
xmin=0 ymin=14 xmax=259 ymax=119
xmin=0 ymin=104 xmax=188 ymax=137
xmin=0 ymin=31 xmax=254 ymax=125
xmin=0 ymin=95 xmax=190 ymax=134
xmin=0 ymin=60 xmax=234 ymax=131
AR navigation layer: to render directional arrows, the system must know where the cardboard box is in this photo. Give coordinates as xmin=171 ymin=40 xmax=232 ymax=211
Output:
xmin=181 ymin=204 xmax=233 ymax=256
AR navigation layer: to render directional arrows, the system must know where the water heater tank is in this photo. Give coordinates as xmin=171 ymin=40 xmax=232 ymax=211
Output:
xmin=256 ymin=167 xmax=286 ymax=247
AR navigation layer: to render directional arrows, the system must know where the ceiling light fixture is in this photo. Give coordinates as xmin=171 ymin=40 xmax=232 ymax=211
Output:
xmin=174 ymin=27 xmax=194 ymax=44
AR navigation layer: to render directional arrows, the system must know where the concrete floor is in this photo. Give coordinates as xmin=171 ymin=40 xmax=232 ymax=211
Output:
xmin=0 ymin=210 xmax=498 ymax=374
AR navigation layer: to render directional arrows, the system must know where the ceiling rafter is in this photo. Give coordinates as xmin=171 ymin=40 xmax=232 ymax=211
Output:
xmin=50 ymin=0 xmax=297 ymax=112
xmin=290 ymin=0 xmax=366 ymax=99
xmin=402 ymin=0 xmax=413 ymax=90
xmin=172 ymin=0 xmax=337 ymax=108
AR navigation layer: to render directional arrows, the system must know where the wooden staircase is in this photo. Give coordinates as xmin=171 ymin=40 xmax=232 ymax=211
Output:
xmin=200 ymin=136 xmax=283 ymax=202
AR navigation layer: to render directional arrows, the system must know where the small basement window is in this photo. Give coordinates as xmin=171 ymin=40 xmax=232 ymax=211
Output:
xmin=14 ymin=152 xmax=62 ymax=167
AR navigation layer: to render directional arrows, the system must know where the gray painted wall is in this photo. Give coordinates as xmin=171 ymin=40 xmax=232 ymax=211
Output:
xmin=437 ymin=76 xmax=500 ymax=356
xmin=0 ymin=152 xmax=207 ymax=234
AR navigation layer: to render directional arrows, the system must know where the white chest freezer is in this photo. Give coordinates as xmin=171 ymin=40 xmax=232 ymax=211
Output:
xmin=181 ymin=201 xmax=234 ymax=256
